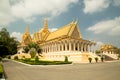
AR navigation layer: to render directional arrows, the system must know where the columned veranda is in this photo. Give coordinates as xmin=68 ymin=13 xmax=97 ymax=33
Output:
xmin=41 ymin=39 xmax=95 ymax=53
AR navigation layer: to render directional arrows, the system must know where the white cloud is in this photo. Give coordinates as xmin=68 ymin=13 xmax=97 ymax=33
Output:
xmin=113 ymin=0 xmax=120 ymax=6
xmin=94 ymin=41 xmax=104 ymax=50
xmin=87 ymin=16 xmax=120 ymax=36
xmin=0 ymin=0 xmax=15 ymax=25
xmin=83 ymin=0 xmax=120 ymax=14
xmin=83 ymin=0 xmax=110 ymax=14
xmin=0 ymin=0 xmax=79 ymax=25
xmin=49 ymin=28 xmax=58 ymax=32
xmin=24 ymin=17 xmax=36 ymax=23
xmin=11 ymin=32 xmax=23 ymax=41
xmin=97 ymin=41 xmax=104 ymax=46
xmin=11 ymin=0 xmax=79 ymax=20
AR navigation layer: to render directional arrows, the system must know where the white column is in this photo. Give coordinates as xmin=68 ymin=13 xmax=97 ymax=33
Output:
xmin=55 ymin=43 xmax=57 ymax=52
xmin=59 ymin=44 xmax=61 ymax=51
xmin=88 ymin=44 xmax=89 ymax=52
xmin=65 ymin=43 xmax=67 ymax=51
xmin=47 ymin=45 xmax=48 ymax=53
xmin=46 ymin=46 xmax=48 ymax=53
xmin=77 ymin=43 xmax=80 ymax=51
xmin=92 ymin=44 xmax=96 ymax=53
xmin=46 ymin=45 xmax=48 ymax=53
xmin=90 ymin=44 xmax=91 ymax=52
xmin=48 ymin=45 xmax=50 ymax=52
xmin=48 ymin=46 xmax=49 ymax=52
xmin=47 ymin=45 xmax=49 ymax=52
xmin=56 ymin=43 xmax=58 ymax=51
xmin=62 ymin=44 xmax=64 ymax=51
xmin=44 ymin=47 xmax=46 ymax=53
xmin=50 ymin=44 xmax=52 ymax=52
xmin=86 ymin=44 xmax=88 ymax=52
xmin=53 ymin=44 xmax=54 ymax=52
xmin=58 ymin=44 xmax=60 ymax=51
xmin=51 ymin=44 xmax=53 ymax=52
xmin=85 ymin=44 xmax=87 ymax=52
xmin=81 ymin=43 xmax=83 ymax=52
xmin=69 ymin=42 xmax=71 ymax=51
xmin=73 ymin=43 xmax=75 ymax=51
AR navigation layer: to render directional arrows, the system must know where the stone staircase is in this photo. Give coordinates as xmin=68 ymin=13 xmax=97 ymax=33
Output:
xmin=81 ymin=52 xmax=101 ymax=62
xmin=103 ymin=52 xmax=118 ymax=59
xmin=103 ymin=55 xmax=115 ymax=61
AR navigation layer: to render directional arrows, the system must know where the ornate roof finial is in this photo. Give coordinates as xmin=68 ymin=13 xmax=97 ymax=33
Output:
xmin=43 ymin=18 xmax=48 ymax=30
xmin=75 ymin=18 xmax=78 ymax=24
xmin=71 ymin=19 xmax=74 ymax=24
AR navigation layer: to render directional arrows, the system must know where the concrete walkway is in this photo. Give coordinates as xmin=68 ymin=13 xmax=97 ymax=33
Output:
xmin=2 ymin=59 xmax=120 ymax=80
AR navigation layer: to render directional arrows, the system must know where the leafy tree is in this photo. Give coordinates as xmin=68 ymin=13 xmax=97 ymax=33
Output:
xmin=23 ymin=46 xmax=30 ymax=53
xmin=23 ymin=42 xmax=42 ymax=55
xmin=0 ymin=28 xmax=19 ymax=57
xmin=0 ymin=45 xmax=9 ymax=57
xmin=95 ymin=50 xmax=101 ymax=54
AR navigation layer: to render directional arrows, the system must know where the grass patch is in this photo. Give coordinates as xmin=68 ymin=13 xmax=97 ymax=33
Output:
xmin=0 ymin=63 xmax=3 ymax=78
xmin=16 ymin=59 xmax=72 ymax=65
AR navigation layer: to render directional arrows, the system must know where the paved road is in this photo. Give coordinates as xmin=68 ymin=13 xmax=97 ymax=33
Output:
xmin=2 ymin=59 xmax=120 ymax=80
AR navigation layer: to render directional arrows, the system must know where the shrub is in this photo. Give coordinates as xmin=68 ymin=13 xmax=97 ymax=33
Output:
xmin=35 ymin=56 xmax=39 ymax=62
xmin=88 ymin=57 xmax=92 ymax=63
xmin=64 ymin=56 xmax=68 ymax=63
xmin=14 ymin=56 xmax=18 ymax=60
xmin=8 ymin=55 xmax=11 ymax=59
xmin=5 ymin=55 xmax=10 ymax=59
xmin=30 ymin=48 xmax=36 ymax=58
xmin=95 ymin=57 xmax=98 ymax=63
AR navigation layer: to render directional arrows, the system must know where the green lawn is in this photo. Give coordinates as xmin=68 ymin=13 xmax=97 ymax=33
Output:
xmin=0 ymin=63 xmax=3 ymax=78
xmin=16 ymin=59 xmax=72 ymax=65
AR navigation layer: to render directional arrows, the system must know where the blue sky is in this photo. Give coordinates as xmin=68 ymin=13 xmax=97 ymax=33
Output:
xmin=0 ymin=0 xmax=120 ymax=48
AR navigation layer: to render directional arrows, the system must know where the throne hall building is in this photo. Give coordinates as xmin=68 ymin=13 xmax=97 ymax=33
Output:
xmin=16 ymin=19 xmax=99 ymax=63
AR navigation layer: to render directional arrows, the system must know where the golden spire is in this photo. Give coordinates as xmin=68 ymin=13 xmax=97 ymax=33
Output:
xmin=26 ymin=25 xmax=29 ymax=33
xmin=75 ymin=18 xmax=78 ymax=24
xmin=71 ymin=19 xmax=74 ymax=24
xmin=43 ymin=18 xmax=48 ymax=30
